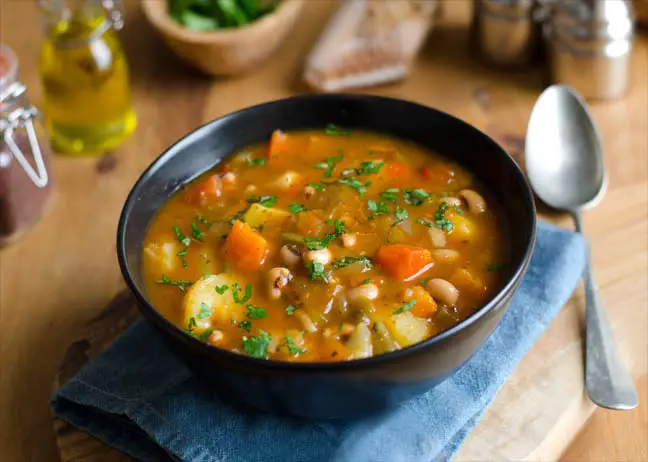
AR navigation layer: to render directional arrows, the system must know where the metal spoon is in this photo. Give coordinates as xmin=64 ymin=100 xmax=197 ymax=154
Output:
xmin=525 ymin=85 xmax=638 ymax=410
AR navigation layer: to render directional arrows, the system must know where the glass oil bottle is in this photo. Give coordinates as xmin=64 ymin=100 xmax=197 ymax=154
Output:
xmin=38 ymin=0 xmax=136 ymax=154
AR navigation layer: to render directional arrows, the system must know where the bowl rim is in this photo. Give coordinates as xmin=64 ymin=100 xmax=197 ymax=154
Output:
xmin=117 ymin=93 xmax=537 ymax=372
xmin=141 ymin=0 xmax=303 ymax=44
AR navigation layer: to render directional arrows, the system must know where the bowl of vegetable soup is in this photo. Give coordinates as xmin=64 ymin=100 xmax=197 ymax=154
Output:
xmin=117 ymin=94 xmax=536 ymax=419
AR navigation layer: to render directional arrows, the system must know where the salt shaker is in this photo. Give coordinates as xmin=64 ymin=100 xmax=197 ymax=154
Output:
xmin=471 ymin=0 xmax=542 ymax=67
xmin=545 ymin=0 xmax=635 ymax=100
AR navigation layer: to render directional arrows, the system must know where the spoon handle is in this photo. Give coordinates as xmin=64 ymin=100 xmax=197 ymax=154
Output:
xmin=573 ymin=212 xmax=639 ymax=410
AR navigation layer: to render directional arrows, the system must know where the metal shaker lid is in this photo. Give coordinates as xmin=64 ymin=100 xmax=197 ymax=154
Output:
xmin=552 ymin=0 xmax=634 ymax=41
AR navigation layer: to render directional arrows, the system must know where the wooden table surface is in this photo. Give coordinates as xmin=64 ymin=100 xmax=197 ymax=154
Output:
xmin=1 ymin=1 xmax=646 ymax=461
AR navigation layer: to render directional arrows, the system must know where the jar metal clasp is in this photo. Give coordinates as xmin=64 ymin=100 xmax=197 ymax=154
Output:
xmin=0 ymin=82 xmax=49 ymax=188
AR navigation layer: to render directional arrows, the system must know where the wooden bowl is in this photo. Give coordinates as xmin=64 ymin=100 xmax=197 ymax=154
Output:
xmin=142 ymin=0 xmax=303 ymax=76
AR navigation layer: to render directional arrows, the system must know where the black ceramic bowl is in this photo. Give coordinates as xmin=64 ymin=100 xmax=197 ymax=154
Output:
xmin=117 ymin=94 xmax=536 ymax=419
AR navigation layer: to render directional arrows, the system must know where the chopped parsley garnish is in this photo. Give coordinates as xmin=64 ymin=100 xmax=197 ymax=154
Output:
xmin=248 ymin=195 xmax=277 ymax=208
xmin=393 ymin=205 xmax=408 ymax=227
xmin=285 ymin=304 xmax=297 ymax=315
xmin=176 ymin=247 xmax=188 ymax=267
xmin=241 ymin=330 xmax=272 ymax=359
xmin=173 ymin=225 xmax=191 ymax=247
xmin=246 ymin=305 xmax=268 ymax=319
xmin=288 ymin=203 xmax=306 ymax=213
xmin=247 ymin=157 xmax=266 ymax=167
xmin=232 ymin=282 xmax=253 ymax=304
xmin=197 ymin=302 xmax=212 ymax=319
xmin=285 ymin=335 xmax=306 ymax=356
xmin=157 ymin=274 xmax=193 ymax=292
xmin=367 ymin=199 xmax=391 ymax=217
xmin=303 ymin=219 xmax=346 ymax=250
xmin=393 ymin=299 xmax=417 ymax=315
xmin=403 ymin=188 xmax=430 ymax=206
xmin=416 ymin=218 xmax=435 ymax=228
xmin=454 ymin=205 xmax=465 ymax=215
xmin=186 ymin=317 xmax=197 ymax=333
xmin=434 ymin=202 xmax=454 ymax=232
xmin=306 ymin=261 xmax=330 ymax=282
xmin=337 ymin=177 xmax=366 ymax=195
xmin=331 ymin=256 xmax=372 ymax=271
xmin=191 ymin=222 xmax=205 ymax=241
xmin=380 ymin=188 xmax=400 ymax=202
xmin=215 ymin=284 xmax=229 ymax=295
xmin=324 ymin=124 xmax=350 ymax=136
xmin=314 ymin=154 xmax=344 ymax=178
xmin=197 ymin=215 xmax=214 ymax=229
xmin=356 ymin=161 xmax=384 ymax=175
xmin=487 ymin=263 xmax=504 ymax=271
xmin=361 ymin=278 xmax=372 ymax=285
xmin=307 ymin=183 xmax=324 ymax=191
xmin=238 ymin=320 xmax=252 ymax=332
xmin=419 ymin=278 xmax=429 ymax=286
xmin=225 ymin=209 xmax=246 ymax=225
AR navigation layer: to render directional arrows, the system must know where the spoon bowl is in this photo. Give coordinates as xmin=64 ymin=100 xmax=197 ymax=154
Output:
xmin=525 ymin=85 xmax=638 ymax=410
xmin=526 ymin=85 xmax=607 ymax=211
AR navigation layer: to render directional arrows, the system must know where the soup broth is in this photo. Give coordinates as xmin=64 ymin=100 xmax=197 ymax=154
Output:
xmin=142 ymin=128 xmax=508 ymax=362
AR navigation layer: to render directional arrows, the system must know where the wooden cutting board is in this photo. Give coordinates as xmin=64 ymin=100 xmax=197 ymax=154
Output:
xmin=50 ymin=281 xmax=633 ymax=462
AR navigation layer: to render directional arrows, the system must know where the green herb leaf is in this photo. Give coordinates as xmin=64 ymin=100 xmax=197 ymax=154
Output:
xmin=356 ymin=161 xmax=385 ymax=175
xmin=246 ymin=305 xmax=268 ymax=319
xmin=215 ymin=284 xmax=229 ymax=294
xmin=197 ymin=215 xmax=214 ymax=229
xmin=238 ymin=320 xmax=252 ymax=332
xmin=197 ymin=302 xmax=212 ymax=320
xmin=186 ymin=317 xmax=198 ymax=332
xmin=248 ymin=195 xmax=277 ymax=208
xmin=337 ymin=178 xmax=366 ymax=195
xmin=157 ymin=274 xmax=193 ymax=292
xmin=314 ymin=154 xmax=344 ymax=178
xmin=331 ymin=256 xmax=373 ymax=271
xmin=247 ymin=157 xmax=266 ymax=167
xmin=191 ymin=222 xmax=205 ymax=241
xmin=393 ymin=299 xmax=417 ymax=315
xmin=285 ymin=304 xmax=296 ymax=315
xmin=361 ymin=278 xmax=372 ymax=285
xmin=288 ymin=203 xmax=306 ymax=214
xmin=307 ymin=183 xmax=324 ymax=191
xmin=393 ymin=205 xmax=408 ymax=226
xmin=232 ymin=282 xmax=253 ymax=304
xmin=241 ymin=330 xmax=272 ymax=359
xmin=434 ymin=202 xmax=454 ymax=232
xmin=306 ymin=260 xmax=330 ymax=283
xmin=285 ymin=335 xmax=306 ymax=356
xmin=173 ymin=225 xmax=191 ymax=247
xmin=324 ymin=124 xmax=350 ymax=136
xmin=403 ymin=188 xmax=430 ymax=206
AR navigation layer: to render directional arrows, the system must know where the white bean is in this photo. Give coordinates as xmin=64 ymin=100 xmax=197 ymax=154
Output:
xmin=341 ymin=233 xmax=357 ymax=248
xmin=267 ymin=267 xmax=292 ymax=300
xmin=296 ymin=311 xmax=318 ymax=333
xmin=432 ymin=249 xmax=460 ymax=263
xmin=280 ymin=245 xmax=301 ymax=267
xmin=459 ymin=189 xmax=486 ymax=213
xmin=440 ymin=196 xmax=462 ymax=207
xmin=347 ymin=284 xmax=379 ymax=304
xmin=304 ymin=248 xmax=331 ymax=266
xmin=425 ymin=278 xmax=459 ymax=306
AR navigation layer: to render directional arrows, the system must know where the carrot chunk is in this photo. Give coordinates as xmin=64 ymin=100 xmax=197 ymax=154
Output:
xmin=184 ymin=174 xmax=222 ymax=204
xmin=225 ymin=220 xmax=269 ymax=271
xmin=385 ymin=162 xmax=411 ymax=180
xmin=376 ymin=244 xmax=433 ymax=282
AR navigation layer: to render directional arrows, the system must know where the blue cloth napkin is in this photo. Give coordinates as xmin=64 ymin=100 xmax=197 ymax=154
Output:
xmin=52 ymin=221 xmax=586 ymax=462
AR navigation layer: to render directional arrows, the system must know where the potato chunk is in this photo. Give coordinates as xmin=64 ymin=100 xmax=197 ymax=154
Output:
xmin=183 ymin=274 xmax=242 ymax=331
xmin=243 ymin=203 xmax=291 ymax=228
xmin=144 ymin=242 xmax=178 ymax=271
xmin=386 ymin=311 xmax=431 ymax=347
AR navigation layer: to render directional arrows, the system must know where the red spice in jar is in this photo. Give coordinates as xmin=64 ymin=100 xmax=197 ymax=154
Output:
xmin=0 ymin=44 xmax=53 ymax=246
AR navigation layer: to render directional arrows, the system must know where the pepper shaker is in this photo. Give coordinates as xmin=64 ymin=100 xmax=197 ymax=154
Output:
xmin=545 ymin=0 xmax=635 ymax=100
xmin=471 ymin=0 xmax=543 ymax=67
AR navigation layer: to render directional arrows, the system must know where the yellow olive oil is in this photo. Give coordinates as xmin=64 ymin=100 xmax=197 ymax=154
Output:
xmin=39 ymin=9 xmax=136 ymax=154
